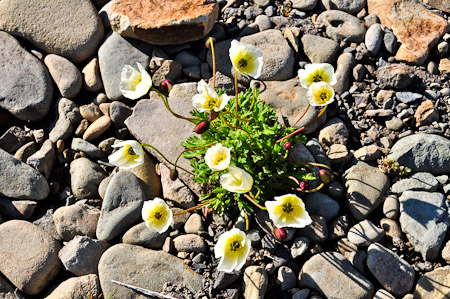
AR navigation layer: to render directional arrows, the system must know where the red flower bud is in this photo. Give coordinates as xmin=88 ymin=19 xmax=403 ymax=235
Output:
xmin=284 ymin=141 xmax=292 ymax=150
xmin=299 ymin=181 xmax=307 ymax=191
xmin=160 ymin=79 xmax=173 ymax=94
xmin=195 ymin=121 xmax=210 ymax=134
xmin=274 ymin=227 xmax=288 ymax=241
xmin=319 ymin=169 xmax=332 ymax=184
xmin=170 ymin=169 xmax=178 ymax=181
xmin=209 ymin=110 xmax=219 ymax=121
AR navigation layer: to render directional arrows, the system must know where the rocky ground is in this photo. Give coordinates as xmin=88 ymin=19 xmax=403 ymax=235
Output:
xmin=1 ymin=0 xmax=450 ymax=298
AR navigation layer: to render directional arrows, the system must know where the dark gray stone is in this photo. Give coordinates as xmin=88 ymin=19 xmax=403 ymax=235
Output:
xmin=122 ymin=222 xmax=169 ymax=249
xmin=391 ymin=172 xmax=439 ymax=194
xmin=303 ymin=192 xmax=339 ymax=221
xmin=70 ymin=157 xmax=106 ymax=199
xmin=316 ymin=10 xmax=366 ymax=43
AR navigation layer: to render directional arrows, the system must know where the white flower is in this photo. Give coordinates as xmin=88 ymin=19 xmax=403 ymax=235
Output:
xmin=229 ymin=40 xmax=263 ymax=79
xmin=265 ymin=194 xmax=312 ymax=228
xmin=307 ymin=82 xmax=335 ymax=106
xmin=220 ymin=165 xmax=253 ymax=193
xmin=205 ymin=143 xmax=232 ymax=171
xmin=141 ymin=197 xmax=173 ymax=234
xmin=214 ymin=228 xmax=251 ymax=272
xmin=119 ymin=62 xmax=152 ymax=100
xmin=298 ymin=63 xmax=337 ymax=89
xmin=108 ymin=140 xmax=145 ymax=169
xmin=192 ymin=80 xmax=230 ymax=113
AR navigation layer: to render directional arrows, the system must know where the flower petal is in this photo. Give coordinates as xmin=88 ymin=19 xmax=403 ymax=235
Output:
xmin=218 ymin=255 xmax=238 ymax=273
xmin=235 ymin=238 xmax=251 ymax=271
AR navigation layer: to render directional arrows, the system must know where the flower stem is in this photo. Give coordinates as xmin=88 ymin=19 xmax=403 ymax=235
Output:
xmin=304 ymin=182 xmax=325 ymax=193
xmin=290 ymin=103 xmax=310 ymax=128
xmin=220 ymin=114 xmax=253 ymax=140
xmin=151 ymin=87 xmax=198 ymax=124
xmin=244 ymin=193 xmax=267 ymax=210
xmin=276 ymin=105 xmax=328 ymax=143
xmin=174 ymin=142 xmax=217 ymax=171
xmin=210 ymin=37 xmax=216 ymax=89
xmin=234 ymin=71 xmax=239 ymax=121
xmin=173 ymin=198 xmax=215 ymax=216
xmin=141 ymin=143 xmax=194 ymax=175
xmin=244 ymin=212 xmax=249 ymax=232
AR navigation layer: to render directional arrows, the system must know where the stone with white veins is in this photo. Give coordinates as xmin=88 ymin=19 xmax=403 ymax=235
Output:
xmin=399 ymin=191 xmax=449 ymax=260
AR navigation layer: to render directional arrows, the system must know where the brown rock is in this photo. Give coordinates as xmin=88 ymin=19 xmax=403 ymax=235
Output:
xmin=414 ymin=100 xmax=439 ymax=127
xmin=128 ymin=152 xmax=162 ymax=200
xmin=423 ymin=0 xmax=450 ymax=13
xmin=46 ymin=274 xmax=100 ymax=299
xmin=368 ymin=0 xmax=449 ymax=65
xmin=439 ymin=58 xmax=450 ymax=74
xmin=414 ymin=266 xmax=450 ymax=299
xmin=83 ymin=115 xmax=111 ymax=142
xmin=82 ymin=58 xmax=103 ymax=92
xmin=110 ymin=0 xmax=219 ymax=45
xmin=80 ymin=103 xmax=102 ymax=122
xmin=53 ymin=204 xmax=100 ymax=241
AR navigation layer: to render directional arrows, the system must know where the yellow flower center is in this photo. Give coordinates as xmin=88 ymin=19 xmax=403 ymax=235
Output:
xmin=319 ymin=92 xmax=329 ymax=101
xmin=230 ymin=240 xmax=241 ymax=251
xmin=206 ymin=96 xmax=219 ymax=109
xmin=154 ymin=211 xmax=163 ymax=220
xmin=238 ymin=58 xmax=248 ymax=69
xmin=312 ymin=74 xmax=323 ymax=82
xmin=282 ymin=202 xmax=294 ymax=214
xmin=127 ymin=146 xmax=136 ymax=156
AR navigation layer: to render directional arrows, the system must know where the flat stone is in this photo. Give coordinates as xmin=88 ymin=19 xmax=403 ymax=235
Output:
xmin=388 ymin=134 xmax=450 ymax=175
xmin=316 ymin=10 xmax=366 ymax=43
xmin=122 ymin=222 xmax=169 ymax=249
xmin=414 ymin=266 xmax=450 ymax=299
xmin=318 ymin=117 xmax=349 ymax=147
xmin=0 ymin=220 xmax=61 ymax=295
xmin=348 ymin=219 xmax=385 ymax=246
xmin=71 ymin=138 xmax=104 ymax=159
xmin=367 ymin=243 xmax=415 ymax=296
xmin=320 ymin=0 xmax=367 ymax=14
xmin=254 ymin=79 xmax=327 ymax=134
xmin=46 ymin=274 xmax=100 ymax=299
xmin=353 ymin=144 xmax=381 ymax=162
xmin=368 ymin=0 xmax=449 ymax=65
xmin=125 ymin=98 xmax=203 ymax=196
xmin=243 ymin=266 xmax=269 ymax=299
xmin=98 ymin=32 xmax=152 ymax=101
xmin=399 ymin=191 xmax=449 ymax=260
xmin=0 ymin=31 xmax=53 ymax=121
xmin=0 ymin=126 xmax=32 ymax=154
xmin=110 ymin=0 xmax=218 ymax=45
xmin=396 ymin=91 xmax=422 ymax=104
xmin=96 ymin=171 xmax=145 ymax=241
xmin=160 ymin=163 xmax=195 ymax=209
xmin=299 ymin=251 xmax=374 ymax=299
xmin=327 ymin=144 xmax=351 ymax=166
xmin=301 ymin=35 xmax=339 ymax=63
xmin=303 ymin=192 xmax=339 ymax=221
xmin=44 ymin=54 xmax=82 ymax=99
xmin=26 ymin=139 xmax=55 ymax=179
xmin=98 ymin=244 xmax=202 ymax=297
xmin=70 ymin=157 xmax=106 ymax=199
xmin=0 ymin=0 xmax=103 ymax=63
xmin=53 ymin=204 xmax=100 ymax=241
xmin=49 ymin=98 xmax=81 ymax=142
xmin=297 ymin=215 xmax=328 ymax=243
xmin=391 ymin=172 xmax=439 ymax=194
xmin=290 ymin=237 xmax=310 ymax=259
xmin=173 ymin=234 xmax=206 ymax=253
xmin=343 ymin=161 xmax=390 ymax=220
xmin=0 ymin=148 xmax=49 ymax=200
xmin=375 ymin=64 xmax=413 ymax=90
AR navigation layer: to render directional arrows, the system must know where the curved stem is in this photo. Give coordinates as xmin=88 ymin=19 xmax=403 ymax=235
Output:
xmin=249 ymin=86 xmax=258 ymax=111
xmin=174 ymin=142 xmax=217 ymax=170
xmin=244 ymin=212 xmax=249 ymax=232
xmin=210 ymin=37 xmax=216 ymax=89
xmin=173 ymin=198 xmax=215 ymax=216
xmin=249 ymin=185 xmax=261 ymax=199
xmin=220 ymin=114 xmax=253 ymax=140
xmin=151 ymin=87 xmax=198 ymax=124
xmin=290 ymin=103 xmax=310 ymax=128
xmin=303 ymin=162 xmax=332 ymax=171
xmin=141 ymin=143 xmax=194 ymax=175
xmin=244 ymin=193 xmax=267 ymax=210
xmin=223 ymin=111 xmax=251 ymax=123
xmin=234 ymin=71 xmax=239 ymax=122
xmin=304 ymin=182 xmax=325 ymax=193
xmin=277 ymin=105 xmax=328 ymax=143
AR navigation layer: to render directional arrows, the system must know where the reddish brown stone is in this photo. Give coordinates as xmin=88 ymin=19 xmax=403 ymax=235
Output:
xmin=110 ymin=0 xmax=219 ymax=45
xmin=368 ymin=0 xmax=449 ymax=65
xmin=415 ymin=100 xmax=439 ymax=127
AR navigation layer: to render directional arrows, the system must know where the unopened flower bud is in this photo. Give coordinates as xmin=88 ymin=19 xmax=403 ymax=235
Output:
xmin=284 ymin=141 xmax=292 ymax=150
xmin=319 ymin=169 xmax=332 ymax=184
xmin=299 ymin=181 xmax=307 ymax=191
xmin=160 ymin=79 xmax=173 ymax=94
xmin=170 ymin=169 xmax=178 ymax=181
xmin=274 ymin=227 xmax=288 ymax=241
xmin=195 ymin=121 xmax=210 ymax=134
xmin=209 ymin=110 xmax=219 ymax=121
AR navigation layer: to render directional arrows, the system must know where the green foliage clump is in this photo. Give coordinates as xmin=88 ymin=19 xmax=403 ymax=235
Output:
xmin=181 ymin=87 xmax=315 ymax=214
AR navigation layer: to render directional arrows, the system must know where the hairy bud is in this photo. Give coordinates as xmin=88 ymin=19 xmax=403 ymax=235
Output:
xmin=195 ymin=121 xmax=210 ymax=134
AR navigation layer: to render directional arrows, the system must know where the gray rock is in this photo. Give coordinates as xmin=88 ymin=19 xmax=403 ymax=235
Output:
xmin=173 ymin=234 xmax=206 ymax=253
xmin=306 ymin=138 xmax=331 ymax=168
xmin=58 ymin=236 xmax=109 ymax=276
xmin=71 ymin=138 xmax=104 ymax=159
xmin=171 ymin=207 xmax=191 ymax=231
xmin=299 ymin=251 xmax=374 ymax=298
xmin=414 ymin=266 xmax=450 ymax=299
xmin=33 ymin=209 xmax=62 ymax=241
xmin=365 ymin=24 xmax=383 ymax=55
xmin=96 ymin=171 xmax=145 ymax=241
xmin=99 ymin=1 xmax=112 ymax=32
xmin=383 ymin=30 xmax=398 ymax=54
xmin=0 ymin=0 xmax=104 ymax=63
xmin=151 ymin=60 xmax=183 ymax=87
xmin=183 ymin=65 xmax=201 ymax=79
xmin=254 ymin=15 xmax=272 ymax=31
xmin=343 ymin=161 xmax=390 ymax=220
xmin=98 ymin=32 xmax=152 ymax=100
xmin=53 ymin=204 xmax=100 ymax=241
xmin=291 ymin=237 xmax=310 ymax=259
xmin=0 ymin=31 xmax=53 ymax=121
xmin=49 ymin=98 xmax=82 ymax=142
xmin=0 ymin=126 xmax=32 ymax=154
xmin=14 ymin=141 xmax=39 ymax=162
xmin=392 ymin=172 xmax=439 ymax=194
xmin=385 ymin=117 xmax=403 ymax=131
xmin=168 ymin=82 xmax=198 ymax=99
xmin=388 ymin=134 xmax=450 ymax=175
xmin=122 ymin=222 xmax=169 ymax=249
xmin=301 ymin=35 xmax=339 ymax=63
xmin=26 ymin=139 xmax=55 ymax=179
xmin=45 ymin=274 xmax=100 ymax=299
xmin=367 ymin=243 xmax=415 ymax=296
xmin=0 ymin=148 xmax=49 ymax=200
xmin=277 ymin=266 xmax=297 ymax=291
xmin=399 ymin=191 xmax=449 ymax=260
xmin=318 ymin=117 xmax=349 ymax=147
xmin=347 ymin=219 xmax=385 ymax=246
xmin=243 ymin=266 xmax=268 ymax=299
xmin=329 ymin=215 xmax=349 ymax=239
xmin=383 ymin=195 xmax=399 ymax=219
xmin=292 ymin=289 xmax=310 ymax=299
xmin=292 ymin=0 xmax=318 ymax=10
xmin=316 ymin=10 xmax=366 ymax=43
xmin=396 ymin=91 xmax=422 ymax=104
xmin=98 ymin=244 xmax=203 ymax=297
xmin=127 ymin=152 xmax=162 ymax=201
xmin=70 ymin=158 xmax=106 ymax=199
xmin=353 ymin=144 xmax=381 ymax=162
xmin=373 ymin=289 xmax=395 ymax=299
xmin=0 ymin=220 xmax=61 ymax=296
xmin=184 ymin=213 xmax=205 ymax=234
xmin=0 ymin=199 xmax=37 ymax=220
xmin=174 ymin=51 xmax=203 ymax=67
xmin=297 ymin=215 xmax=328 ymax=242
xmin=254 ymin=79 xmax=327 ymax=134
xmin=109 ymin=101 xmax=133 ymax=129
xmin=320 ymin=0 xmax=366 ymax=14
xmin=44 ymin=54 xmax=82 ymax=99
xmin=303 ymin=193 xmax=339 ymax=221
xmin=375 ymin=64 xmax=413 ymax=90
xmin=334 ymin=53 xmax=356 ymax=95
